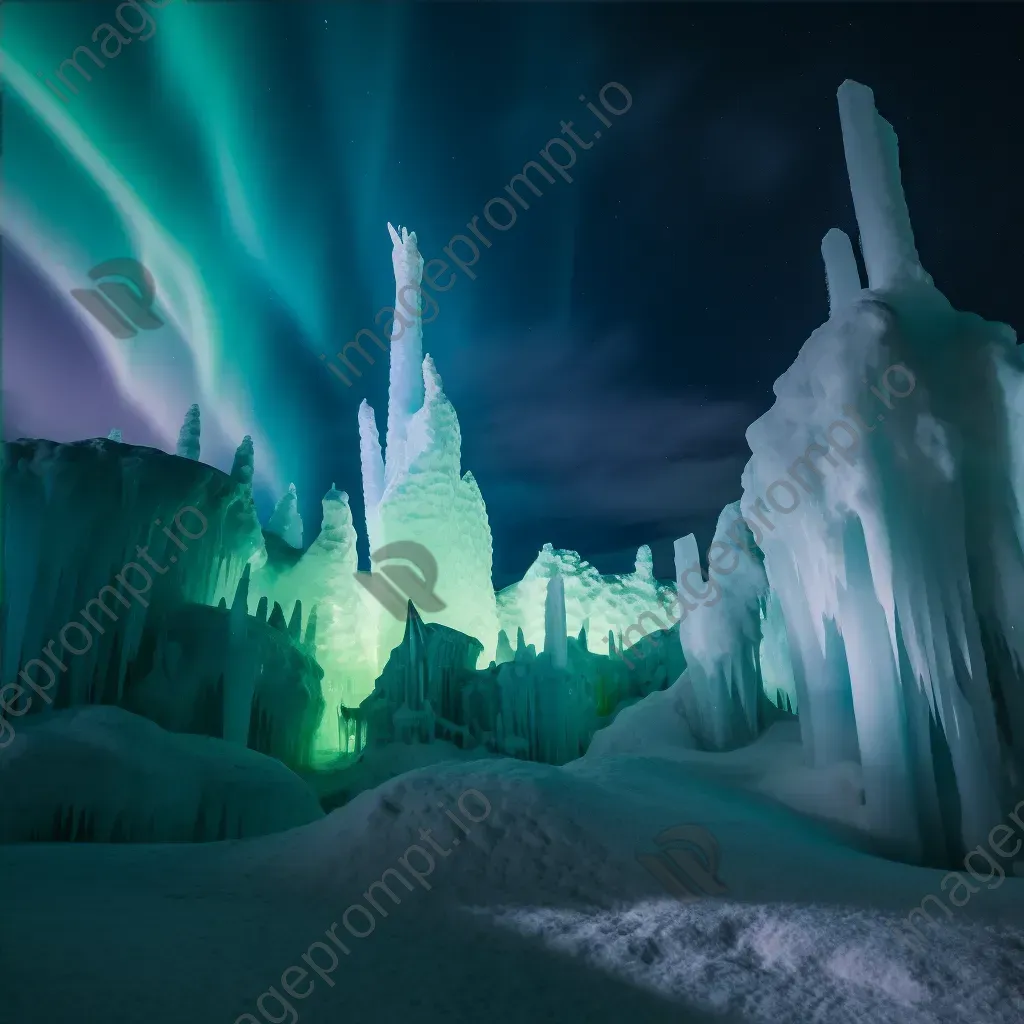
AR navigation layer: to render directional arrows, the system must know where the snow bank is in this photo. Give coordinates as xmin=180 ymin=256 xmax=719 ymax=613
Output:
xmin=0 ymin=706 xmax=323 ymax=842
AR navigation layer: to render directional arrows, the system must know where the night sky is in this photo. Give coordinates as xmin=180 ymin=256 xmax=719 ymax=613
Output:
xmin=3 ymin=1 xmax=1023 ymax=586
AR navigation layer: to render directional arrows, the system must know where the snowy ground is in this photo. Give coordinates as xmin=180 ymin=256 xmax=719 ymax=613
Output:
xmin=2 ymin=723 xmax=1022 ymax=1024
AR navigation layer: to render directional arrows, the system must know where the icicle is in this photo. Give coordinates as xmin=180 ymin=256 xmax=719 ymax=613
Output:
xmin=223 ymin=563 xmax=254 ymax=746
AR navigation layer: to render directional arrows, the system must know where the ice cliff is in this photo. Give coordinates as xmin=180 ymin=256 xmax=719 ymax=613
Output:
xmin=2 ymin=432 xmax=266 ymax=712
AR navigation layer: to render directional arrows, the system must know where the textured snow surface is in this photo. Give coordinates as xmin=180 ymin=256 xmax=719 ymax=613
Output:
xmin=0 ymin=706 xmax=323 ymax=842
xmin=485 ymin=899 xmax=1024 ymax=1024
xmin=2 ymin=737 xmax=1022 ymax=1024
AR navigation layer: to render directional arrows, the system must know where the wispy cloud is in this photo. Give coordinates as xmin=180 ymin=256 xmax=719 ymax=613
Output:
xmin=454 ymin=324 xmax=754 ymax=554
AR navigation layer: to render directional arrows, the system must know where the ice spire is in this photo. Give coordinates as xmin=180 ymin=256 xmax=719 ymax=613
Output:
xmin=384 ymin=222 xmax=425 ymax=483
xmin=176 ymin=403 xmax=201 ymax=460
xmin=107 ymin=428 xmax=123 ymax=442
xmin=288 ymin=599 xmax=303 ymax=640
xmin=358 ymin=399 xmax=385 ymax=551
xmin=634 ymin=544 xmax=654 ymax=579
xmin=544 ymin=575 xmax=567 ymax=669
xmin=230 ymin=435 xmax=254 ymax=486
xmin=268 ymin=483 xmax=303 ymax=549
xmin=496 ymin=629 xmax=514 ymax=664
xmin=304 ymin=604 xmax=318 ymax=650
xmin=836 ymin=80 xmax=931 ymax=290
xmin=821 ymin=227 xmax=862 ymax=315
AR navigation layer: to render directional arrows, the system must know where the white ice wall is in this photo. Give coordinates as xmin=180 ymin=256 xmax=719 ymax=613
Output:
xmin=740 ymin=80 xmax=1023 ymax=863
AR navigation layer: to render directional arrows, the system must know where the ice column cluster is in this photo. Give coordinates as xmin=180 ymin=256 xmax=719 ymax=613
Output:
xmin=251 ymin=484 xmax=378 ymax=738
xmin=674 ymin=506 xmax=772 ymax=750
xmin=741 ymin=80 xmax=1024 ymax=863
xmin=1 ymin=430 xmax=266 ymax=714
xmin=498 ymin=543 xmax=678 ymax=653
xmin=358 ymin=224 xmax=500 ymax=666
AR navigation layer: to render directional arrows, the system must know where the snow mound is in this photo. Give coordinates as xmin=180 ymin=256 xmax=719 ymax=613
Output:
xmin=0 ymin=706 xmax=323 ymax=842
xmin=586 ymin=674 xmax=697 ymax=758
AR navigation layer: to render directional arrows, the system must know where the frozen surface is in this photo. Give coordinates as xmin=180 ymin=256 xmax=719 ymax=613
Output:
xmin=0 ymin=705 xmax=323 ymax=843
xmin=1 ymin=734 xmax=1022 ymax=1024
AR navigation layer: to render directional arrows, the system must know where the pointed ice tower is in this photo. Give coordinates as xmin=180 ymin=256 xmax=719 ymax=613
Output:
xmin=741 ymin=79 xmax=1023 ymax=864
xmin=267 ymin=483 xmax=303 ymax=550
xmin=358 ymin=224 xmax=500 ymax=665
xmin=384 ymin=223 xmax=426 ymax=488
xmin=176 ymin=404 xmax=201 ymax=460
xmin=836 ymin=80 xmax=932 ymax=292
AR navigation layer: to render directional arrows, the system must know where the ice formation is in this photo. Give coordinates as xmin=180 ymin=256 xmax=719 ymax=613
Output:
xmin=125 ymin=565 xmax=325 ymax=767
xmin=497 ymin=543 xmax=678 ymax=653
xmin=740 ymin=80 xmax=1024 ymax=863
xmin=2 ymin=437 xmax=266 ymax=717
xmin=176 ymin=402 xmax=201 ymax=460
xmin=6 ymin=79 xmax=1020 ymax=882
xmin=673 ymin=505 xmax=778 ymax=751
xmin=266 ymin=482 xmax=303 ymax=550
xmin=250 ymin=484 xmax=378 ymax=738
xmin=358 ymin=224 xmax=500 ymax=665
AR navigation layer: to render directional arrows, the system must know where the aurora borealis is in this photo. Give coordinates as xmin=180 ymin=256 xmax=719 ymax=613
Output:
xmin=4 ymin=1 xmax=1024 ymax=583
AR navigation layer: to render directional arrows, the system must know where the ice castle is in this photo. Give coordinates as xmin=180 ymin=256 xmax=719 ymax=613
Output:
xmin=3 ymin=80 xmax=1023 ymax=869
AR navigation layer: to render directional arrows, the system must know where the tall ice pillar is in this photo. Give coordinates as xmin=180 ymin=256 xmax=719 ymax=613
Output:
xmin=384 ymin=223 xmax=426 ymax=484
xmin=837 ymin=80 xmax=931 ymax=291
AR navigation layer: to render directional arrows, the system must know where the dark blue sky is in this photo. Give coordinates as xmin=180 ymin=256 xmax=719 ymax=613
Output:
xmin=4 ymin=1 xmax=1023 ymax=587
